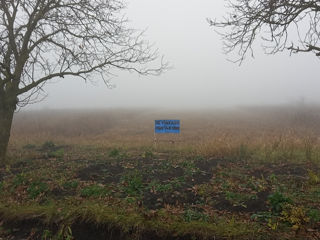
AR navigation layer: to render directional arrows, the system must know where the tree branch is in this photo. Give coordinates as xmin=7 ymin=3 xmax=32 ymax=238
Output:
xmin=210 ymin=0 xmax=320 ymax=62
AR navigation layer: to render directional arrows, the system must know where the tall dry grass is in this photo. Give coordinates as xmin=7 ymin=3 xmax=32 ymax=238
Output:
xmin=9 ymin=105 xmax=320 ymax=163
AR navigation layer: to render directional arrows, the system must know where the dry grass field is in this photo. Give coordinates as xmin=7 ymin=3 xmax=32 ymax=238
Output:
xmin=1 ymin=104 xmax=320 ymax=240
xmin=9 ymin=104 xmax=320 ymax=158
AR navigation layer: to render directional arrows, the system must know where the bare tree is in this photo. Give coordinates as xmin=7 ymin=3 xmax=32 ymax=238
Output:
xmin=0 ymin=0 xmax=167 ymax=163
xmin=209 ymin=0 xmax=320 ymax=62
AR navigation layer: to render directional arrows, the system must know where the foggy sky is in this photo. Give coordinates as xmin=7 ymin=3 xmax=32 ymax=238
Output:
xmin=25 ymin=0 xmax=320 ymax=110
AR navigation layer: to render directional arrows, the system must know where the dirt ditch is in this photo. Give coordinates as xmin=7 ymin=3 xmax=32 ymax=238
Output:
xmin=0 ymin=219 xmax=222 ymax=240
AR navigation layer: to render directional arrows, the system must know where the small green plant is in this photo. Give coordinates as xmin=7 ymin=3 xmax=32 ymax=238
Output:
xmin=194 ymin=155 xmax=205 ymax=161
xmin=304 ymin=137 xmax=314 ymax=161
xmin=238 ymin=144 xmax=249 ymax=160
xmin=80 ymin=184 xmax=109 ymax=197
xmin=225 ymin=191 xmax=256 ymax=207
xmin=281 ymin=204 xmax=309 ymax=230
xmin=268 ymin=174 xmax=277 ymax=184
xmin=184 ymin=209 xmax=209 ymax=222
xmin=195 ymin=183 xmax=214 ymax=198
xmin=247 ymin=176 xmax=267 ymax=192
xmin=48 ymin=149 xmax=64 ymax=158
xmin=251 ymin=211 xmax=273 ymax=222
xmin=27 ymin=181 xmax=49 ymax=199
xmin=148 ymin=181 xmax=173 ymax=193
xmin=180 ymin=161 xmax=198 ymax=176
xmin=109 ymin=148 xmax=120 ymax=158
xmin=63 ymin=180 xmax=79 ymax=190
xmin=57 ymin=226 xmax=73 ymax=240
xmin=267 ymin=218 xmax=279 ymax=230
xmin=159 ymin=160 xmax=171 ymax=171
xmin=121 ymin=171 xmax=144 ymax=196
xmin=307 ymin=208 xmax=320 ymax=223
xmin=157 ymin=183 xmax=173 ymax=192
xmin=125 ymin=196 xmax=137 ymax=203
xmin=180 ymin=160 xmax=196 ymax=169
xmin=221 ymin=181 xmax=231 ymax=191
xmin=308 ymin=170 xmax=320 ymax=185
xmin=41 ymin=229 xmax=52 ymax=240
xmin=12 ymin=173 xmax=27 ymax=189
xmin=171 ymin=177 xmax=184 ymax=188
xmin=310 ymin=189 xmax=320 ymax=198
xmin=41 ymin=141 xmax=56 ymax=150
xmin=23 ymin=144 xmax=37 ymax=150
xmin=142 ymin=150 xmax=154 ymax=159
xmin=268 ymin=192 xmax=292 ymax=214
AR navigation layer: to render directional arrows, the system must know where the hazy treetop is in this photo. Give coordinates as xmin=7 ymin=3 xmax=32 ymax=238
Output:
xmin=25 ymin=0 xmax=320 ymax=110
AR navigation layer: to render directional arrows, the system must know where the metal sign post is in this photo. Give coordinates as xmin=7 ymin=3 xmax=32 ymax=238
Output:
xmin=154 ymin=120 xmax=180 ymax=148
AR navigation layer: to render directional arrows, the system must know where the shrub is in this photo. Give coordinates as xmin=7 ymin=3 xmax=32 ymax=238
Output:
xmin=268 ymin=192 xmax=292 ymax=214
xmin=281 ymin=204 xmax=309 ymax=230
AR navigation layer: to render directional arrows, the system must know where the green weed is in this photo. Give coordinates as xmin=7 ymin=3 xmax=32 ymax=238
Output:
xmin=238 ymin=143 xmax=250 ymax=160
xmin=184 ymin=209 xmax=209 ymax=222
xmin=27 ymin=181 xmax=49 ymax=199
xmin=57 ymin=225 xmax=73 ymax=240
xmin=307 ymin=208 xmax=320 ymax=223
xmin=12 ymin=173 xmax=27 ymax=189
xmin=108 ymin=148 xmax=127 ymax=159
xmin=180 ymin=161 xmax=199 ymax=176
xmin=41 ymin=229 xmax=52 ymax=240
xmin=48 ymin=149 xmax=64 ymax=158
xmin=247 ymin=176 xmax=267 ymax=192
xmin=304 ymin=137 xmax=314 ymax=162
xmin=109 ymin=148 xmax=120 ymax=158
xmin=267 ymin=217 xmax=279 ymax=230
xmin=251 ymin=211 xmax=273 ymax=222
xmin=80 ymin=184 xmax=109 ymax=198
xmin=194 ymin=155 xmax=205 ymax=161
xmin=142 ymin=150 xmax=154 ymax=159
xmin=225 ymin=191 xmax=256 ymax=207
xmin=63 ymin=181 xmax=79 ymax=190
xmin=121 ymin=171 xmax=144 ymax=196
xmin=195 ymin=183 xmax=213 ymax=198
xmin=268 ymin=174 xmax=278 ymax=185
xmin=308 ymin=170 xmax=320 ymax=185
xmin=148 ymin=180 xmax=173 ymax=193
xmin=41 ymin=141 xmax=56 ymax=150
xmin=23 ymin=144 xmax=37 ymax=150
xmin=268 ymin=192 xmax=292 ymax=214
xmin=159 ymin=160 xmax=172 ymax=171
xmin=171 ymin=176 xmax=184 ymax=188
xmin=281 ymin=204 xmax=309 ymax=230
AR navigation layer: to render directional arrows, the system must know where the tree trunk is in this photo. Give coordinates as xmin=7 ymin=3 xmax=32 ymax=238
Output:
xmin=0 ymin=105 xmax=15 ymax=164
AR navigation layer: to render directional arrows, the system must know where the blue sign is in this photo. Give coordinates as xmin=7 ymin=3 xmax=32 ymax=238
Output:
xmin=155 ymin=120 xmax=180 ymax=133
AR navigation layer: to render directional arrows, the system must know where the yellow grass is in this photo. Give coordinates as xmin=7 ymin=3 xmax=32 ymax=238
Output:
xmin=9 ymin=104 xmax=320 ymax=164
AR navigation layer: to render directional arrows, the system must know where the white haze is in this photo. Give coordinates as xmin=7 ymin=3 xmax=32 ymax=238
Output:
xmin=25 ymin=0 xmax=320 ymax=110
